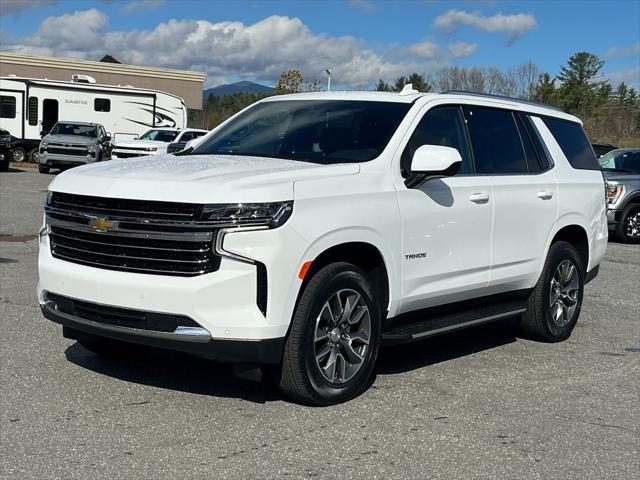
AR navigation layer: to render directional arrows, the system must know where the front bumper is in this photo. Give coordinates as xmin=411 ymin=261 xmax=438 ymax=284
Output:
xmin=607 ymin=208 xmax=620 ymax=230
xmin=42 ymin=299 xmax=284 ymax=363
xmin=40 ymin=153 xmax=95 ymax=167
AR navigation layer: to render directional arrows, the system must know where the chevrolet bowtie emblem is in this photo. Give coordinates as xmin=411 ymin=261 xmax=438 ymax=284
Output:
xmin=88 ymin=216 xmax=117 ymax=232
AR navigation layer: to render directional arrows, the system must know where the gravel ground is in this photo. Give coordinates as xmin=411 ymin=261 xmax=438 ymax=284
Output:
xmin=1 ymin=167 xmax=638 ymax=479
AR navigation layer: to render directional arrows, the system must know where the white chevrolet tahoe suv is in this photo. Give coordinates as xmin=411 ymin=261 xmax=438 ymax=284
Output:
xmin=38 ymin=89 xmax=608 ymax=405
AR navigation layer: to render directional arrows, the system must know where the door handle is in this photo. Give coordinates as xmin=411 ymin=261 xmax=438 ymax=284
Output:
xmin=537 ymin=191 xmax=553 ymax=200
xmin=469 ymin=193 xmax=490 ymax=204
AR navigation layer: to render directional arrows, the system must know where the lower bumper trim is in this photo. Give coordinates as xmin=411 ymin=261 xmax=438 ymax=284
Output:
xmin=42 ymin=304 xmax=285 ymax=364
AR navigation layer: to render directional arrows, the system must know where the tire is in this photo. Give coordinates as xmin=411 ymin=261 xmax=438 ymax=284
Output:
xmin=520 ymin=241 xmax=585 ymax=342
xmin=38 ymin=164 xmax=50 ymax=174
xmin=615 ymin=203 xmax=640 ymax=244
xmin=28 ymin=148 xmax=39 ymax=163
xmin=278 ymin=262 xmax=381 ymax=406
xmin=11 ymin=147 xmax=26 ymax=163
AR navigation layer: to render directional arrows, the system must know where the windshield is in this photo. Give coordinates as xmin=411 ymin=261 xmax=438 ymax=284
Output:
xmin=50 ymin=123 xmax=97 ymax=137
xmin=138 ymin=129 xmax=179 ymax=142
xmin=599 ymin=149 xmax=640 ymax=174
xmin=193 ymin=100 xmax=411 ymax=164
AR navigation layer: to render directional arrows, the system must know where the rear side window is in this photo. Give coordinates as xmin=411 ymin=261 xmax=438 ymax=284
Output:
xmin=0 ymin=96 xmax=16 ymax=118
xmin=94 ymin=98 xmax=110 ymax=112
xmin=28 ymin=97 xmax=38 ymax=126
xmin=464 ymin=106 xmax=528 ymax=174
xmin=401 ymin=105 xmax=473 ymax=176
xmin=542 ymin=117 xmax=598 ymax=170
xmin=521 ymin=114 xmax=551 ymax=170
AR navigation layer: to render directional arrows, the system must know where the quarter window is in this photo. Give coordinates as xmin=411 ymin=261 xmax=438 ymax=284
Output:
xmin=542 ymin=117 xmax=598 ymax=170
xmin=0 ymin=96 xmax=16 ymax=118
xmin=465 ymin=106 xmax=528 ymax=174
xmin=94 ymin=98 xmax=111 ymax=112
xmin=401 ymin=106 xmax=472 ymax=176
xmin=28 ymin=97 xmax=38 ymax=126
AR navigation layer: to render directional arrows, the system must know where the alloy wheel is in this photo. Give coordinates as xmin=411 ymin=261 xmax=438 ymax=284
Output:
xmin=314 ymin=289 xmax=371 ymax=384
xmin=11 ymin=149 xmax=25 ymax=163
xmin=624 ymin=210 xmax=640 ymax=241
xmin=549 ymin=260 xmax=580 ymax=328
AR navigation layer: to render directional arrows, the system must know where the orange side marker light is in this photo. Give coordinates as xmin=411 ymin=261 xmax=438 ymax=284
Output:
xmin=298 ymin=261 xmax=313 ymax=280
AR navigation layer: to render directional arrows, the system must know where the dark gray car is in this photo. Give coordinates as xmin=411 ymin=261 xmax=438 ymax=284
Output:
xmin=38 ymin=122 xmax=111 ymax=174
xmin=600 ymin=148 xmax=640 ymax=243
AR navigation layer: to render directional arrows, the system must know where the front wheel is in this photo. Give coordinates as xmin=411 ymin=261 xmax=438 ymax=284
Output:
xmin=278 ymin=262 xmax=381 ymax=405
xmin=616 ymin=204 xmax=640 ymax=244
xmin=11 ymin=147 xmax=26 ymax=163
xmin=520 ymin=241 xmax=585 ymax=342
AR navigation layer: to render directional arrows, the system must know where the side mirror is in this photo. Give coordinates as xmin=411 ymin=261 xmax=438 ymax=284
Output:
xmin=40 ymin=130 xmax=47 ymax=137
xmin=407 ymin=145 xmax=462 ymax=187
xmin=104 ymin=134 xmax=111 ymax=142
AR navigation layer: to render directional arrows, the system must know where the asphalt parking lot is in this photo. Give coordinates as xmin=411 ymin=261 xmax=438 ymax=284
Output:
xmin=1 ymin=167 xmax=638 ymax=479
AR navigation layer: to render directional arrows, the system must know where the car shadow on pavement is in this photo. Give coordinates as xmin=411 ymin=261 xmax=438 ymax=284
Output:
xmin=376 ymin=317 xmax=519 ymax=375
xmin=64 ymin=342 xmax=284 ymax=404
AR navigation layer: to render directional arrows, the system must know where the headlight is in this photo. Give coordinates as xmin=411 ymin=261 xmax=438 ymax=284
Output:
xmin=87 ymin=145 xmax=96 ymax=153
xmin=41 ymin=141 xmax=48 ymax=149
xmin=145 ymin=147 xmax=158 ymax=152
xmin=46 ymin=190 xmax=53 ymax=206
xmin=201 ymin=201 xmax=293 ymax=228
xmin=605 ymin=182 xmax=624 ymax=205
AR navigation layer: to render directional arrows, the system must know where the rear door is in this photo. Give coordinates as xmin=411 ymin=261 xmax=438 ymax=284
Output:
xmin=463 ymin=105 xmax=558 ymax=294
xmin=0 ymin=92 xmax=23 ymax=138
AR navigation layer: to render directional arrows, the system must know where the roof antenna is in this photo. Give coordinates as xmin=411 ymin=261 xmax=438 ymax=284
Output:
xmin=399 ymin=83 xmax=419 ymax=95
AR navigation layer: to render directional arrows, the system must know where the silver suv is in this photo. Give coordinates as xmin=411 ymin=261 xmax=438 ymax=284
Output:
xmin=600 ymin=148 xmax=640 ymax=243
xmin=39 ymin=122 xmax=111 ymax=174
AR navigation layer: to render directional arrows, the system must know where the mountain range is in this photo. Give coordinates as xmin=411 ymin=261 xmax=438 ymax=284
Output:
xmin=203 ymin=80 xmax=273 ymax=98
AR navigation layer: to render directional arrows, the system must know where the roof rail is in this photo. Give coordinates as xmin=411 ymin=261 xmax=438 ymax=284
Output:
xmin=440 ymin=90 xmax=563 ymax=112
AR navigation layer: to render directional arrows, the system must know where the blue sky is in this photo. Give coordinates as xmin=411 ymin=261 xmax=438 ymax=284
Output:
xmin=1 ymin=0 xmax=638 ymax=89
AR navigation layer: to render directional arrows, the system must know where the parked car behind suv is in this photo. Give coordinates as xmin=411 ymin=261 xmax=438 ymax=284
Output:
xmin=600 ymin=147 xmax=640 ymax=243
xmin=112 ymin=128 xmax=208 ymax=158
xmin=167 ymin=129 xmax=209 ymax=153
xmin=0 ymin=128 xmax=13 ymax=171
xmin=38 ymin=89 xmax=607 ymax=405
xmin=38 ymin=121 xmax=111 ymax=174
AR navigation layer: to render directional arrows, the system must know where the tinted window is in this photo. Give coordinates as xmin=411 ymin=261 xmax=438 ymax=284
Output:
xmin=465 ymin=106 xmax=528 ymax=174
xmin=599 ymin=150 xmax=640 ymax=174
xmin=401 ymin=105 xmax=472 ymax=176
xmin=28 ymin=97 xmax=38 ymax=126
xmin=514 ymin=113 xmax=541 ymax=172
xmin=180 ymin=132 xmax=195 ymax=141
xmin=139 ymin=129 xmax=179 ymax=142
xmin=50 ymin=123 xmax=97 ymax=137
xmin=195 ymin=100 xmax=411 ymax=164
xmin=542 ymin=117 xmax=598 ymax=170
xmin=94 ymin=98 xmax=110 ymax=112
xmin=0 ymin=96 xmax=16 ymax=118
xmin=522 ymin=114 xmax=551 ymax=170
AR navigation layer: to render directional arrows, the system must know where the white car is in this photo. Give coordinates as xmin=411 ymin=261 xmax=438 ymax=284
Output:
xmin=112 ymin=128 xmax=207 ymax=159
xmin=38 ymin=88 xmax=608 ymax=405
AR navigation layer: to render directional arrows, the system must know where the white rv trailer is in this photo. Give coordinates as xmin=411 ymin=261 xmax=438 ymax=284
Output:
xmin=0 ymin=75 xmax=187 ymax=162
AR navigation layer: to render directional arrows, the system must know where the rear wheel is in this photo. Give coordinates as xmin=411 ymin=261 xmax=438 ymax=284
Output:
xmin=278 ymin=262 xmax=381 ymax=405
xmin=11 ymin=147 xmax=26 ymax=163
xmin=28 ymin=148 xmax=39 ymax=163
xmin=520 ymin=241 xmax=584 ymax=342
xmin=616 ymin=204 xmax=640 ymax=244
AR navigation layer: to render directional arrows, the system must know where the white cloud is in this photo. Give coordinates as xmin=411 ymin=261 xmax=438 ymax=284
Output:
xmin=434 ymin=9 xmax=536 ymax=43
xmin=603 ymin=65 xmax=640 ymax=89
xmin=121 ymin=0 xmax=165 ymax=14
xmin=3 ymin=10 xmax=480 ymax=88
xmin=0 ymin=0 xmax=56 ymax=15
xmin=604 ymin=42 xmax=640 ymax=60
xmin=448 ymin=41 xmax=479 ymax=58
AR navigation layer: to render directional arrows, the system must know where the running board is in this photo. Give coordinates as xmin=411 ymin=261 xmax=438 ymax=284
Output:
xmin=382 ymin=301 xmax=527 ymax=345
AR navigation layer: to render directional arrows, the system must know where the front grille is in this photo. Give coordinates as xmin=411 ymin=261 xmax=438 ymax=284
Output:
xmin=114 ymin=151 xmax=144 ymax=158
xmin=47 ymin=146 xmax=88 ymax=156
xmin=46 ymin=192 xmax=220 ymax=276
xmin=46 ymin=292 xmax=200 ymax=332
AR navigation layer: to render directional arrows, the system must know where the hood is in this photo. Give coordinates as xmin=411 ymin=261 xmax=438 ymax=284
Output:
xmin=49 ymin=154 xmax=360 ymax=203
xmin=115 ymin=139 xmax=169 ymax=149
xmin=603 ymin=170 xmax=640 ymax=182
xmin=43 ymin=134 xmax=98 ymax=146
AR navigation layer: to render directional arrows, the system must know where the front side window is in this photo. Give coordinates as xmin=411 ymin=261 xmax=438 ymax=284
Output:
xmin=599 ymin=149 xmax=640 ymax=174
xmin=465 ymin=106 xmax=528 ymax=174
xmin=138 ymin=129 xmax=179 ymax=142
xmin=542 ymin=117 xmax=598 ymax=170
xmin=194 ymin=100 xmax=411 ymax=164
xmin=49 ymin=123 xmax=97 ymax=137
xmin=0 ymin=96 xmax=16 ymax=118
xmin=401 ymin=105 xmax=472 ymax=176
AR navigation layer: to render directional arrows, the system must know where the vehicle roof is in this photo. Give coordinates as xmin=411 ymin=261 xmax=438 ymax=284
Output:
xmin=260 ymin=90 xmax=580 ymax=123
xmin=54 ymin=121 xmax=101 ymax=126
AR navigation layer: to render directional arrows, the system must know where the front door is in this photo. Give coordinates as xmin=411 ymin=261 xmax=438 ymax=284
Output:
xmin=396 ymin=105 xmax=493 ymax=314
xmin=42 ymin=99 xmax=58 ymax=134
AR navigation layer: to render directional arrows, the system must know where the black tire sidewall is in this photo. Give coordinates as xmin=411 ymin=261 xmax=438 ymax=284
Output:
xmin=541 ymin=243 xmax=585 ymax=340
xmin=297 ymin=265 xmax=381 ymax=403
xmin=617 ymin=204 xmax=640 ymax=244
